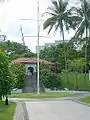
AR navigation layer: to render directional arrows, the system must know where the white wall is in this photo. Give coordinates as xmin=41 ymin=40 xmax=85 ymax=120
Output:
xmin=25 ymin=63 xmax=36 ymax=75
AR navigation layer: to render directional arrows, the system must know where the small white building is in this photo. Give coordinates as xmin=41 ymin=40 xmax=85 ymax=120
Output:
xmin=12 ymin=58 xmax=53 ymax=92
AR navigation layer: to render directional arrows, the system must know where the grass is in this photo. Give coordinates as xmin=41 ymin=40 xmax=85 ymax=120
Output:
xmin=80 ymin=96 xmax=90 ymax=104
xmin=61 ymin=72 xmax=90 ymax=91
xmin=0 ymin=101 xmax=16 ymax=120
xmin=10 ymin=92 xmax=72 ymax=98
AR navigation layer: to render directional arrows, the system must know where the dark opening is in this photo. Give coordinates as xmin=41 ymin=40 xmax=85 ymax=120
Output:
xmin=28 ymin=67 xmax=34 ymax=75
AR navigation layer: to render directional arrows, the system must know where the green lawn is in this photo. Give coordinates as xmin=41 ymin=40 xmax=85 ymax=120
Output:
xmin=61 ymin=72 xmax=90 ymax=91
xmin=10 ymin=92 xmax=72 ymax=98
xmin=80 ymin=96 xmax=90 ymax=104
xmin=0 ymin=101 xmax=16 ymax=120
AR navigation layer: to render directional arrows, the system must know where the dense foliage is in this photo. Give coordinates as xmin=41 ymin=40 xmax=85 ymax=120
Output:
xmin=0 ymin=50 xmax=12 ymax=99
xmin=0 ymin=40 xmax=36 ymax=60
xmin=40 ymin=42 xmax=82 ymax=71
xmin=40 ymin=64 xmax=61 ymax=89
xmin=10 ymin=63 xmax=25 ymax=89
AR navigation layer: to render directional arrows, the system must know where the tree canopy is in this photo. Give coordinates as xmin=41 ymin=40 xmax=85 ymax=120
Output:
xmin=0 ymin=50 xmax=12 ymax=99
xmin=0 ymin=40 xmax=36 ymax=60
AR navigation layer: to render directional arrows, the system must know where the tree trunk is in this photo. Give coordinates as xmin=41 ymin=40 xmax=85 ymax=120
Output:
xmin=84 ymin=27 xmax=88 ymax=85
xmin=5 ymin=95 xmax=8 ymax=105
xmin=75 ymin=67 xmax=78 ymax=90
xmin=75 ymin=48 xmax=78 ymax=90
xmin=62 ymin=29 xmax=68 ymax=84
xmin=0 ymin=95 xmax=2 ymax=100
xmin=66 ymin=43 xmax=69 ymax=84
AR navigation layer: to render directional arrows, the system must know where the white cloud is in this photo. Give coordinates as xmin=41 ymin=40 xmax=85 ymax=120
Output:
xmin=0 ymin=0 xmax=76 ymax=52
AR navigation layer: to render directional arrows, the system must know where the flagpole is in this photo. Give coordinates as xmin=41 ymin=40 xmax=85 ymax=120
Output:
xmin=37 ymin=0 xmax=40 ymax=94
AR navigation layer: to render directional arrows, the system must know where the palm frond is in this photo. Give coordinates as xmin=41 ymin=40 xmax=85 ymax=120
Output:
xmin=64 ymin=21 xmax=70 ymax=32
xmin=74 ymin=20 xmax=85 ymax=38
xmin=58 ymin=0 xmax=63 ymax=12
xmin=87 ymin=8 xmax=90 ymax=18
xmin=42 ymin=12 xmax=57 ymax=17
xmin=47 ymin=6 xmax=58 ymax=14
xmin=62 ymin=1 xmax=68 ymax=12
xmin=48 ymin=25 xmax=54 ymax=34
xmin=71 ymin=0 xmax=90 ymax=40
xmin=43 ymin=16 xmax=57 ymax=33
xmin=68 ymin=16 xmax=82 ymax=29
xmin=54 ymin=19 xmax=62 ymax=33
xmin=43 ymin=0 xmax=72 ymax=35
xmin=52 ymin=0 xmax=59 ymax=11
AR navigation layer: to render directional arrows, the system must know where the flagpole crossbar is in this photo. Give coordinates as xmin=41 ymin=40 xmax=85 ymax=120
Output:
xmin=24 ymin=36 xmax=51 ymax=38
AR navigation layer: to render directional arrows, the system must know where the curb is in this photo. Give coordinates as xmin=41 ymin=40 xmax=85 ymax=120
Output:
xmin=72 ymin=98 xmax=90 ymax=107
xmin=9 ymin=96 xmax=78 ymax=102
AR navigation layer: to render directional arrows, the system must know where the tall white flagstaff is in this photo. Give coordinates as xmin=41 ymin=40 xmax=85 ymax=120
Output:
xmin=37 ymin=0 xmax=40 ymax=94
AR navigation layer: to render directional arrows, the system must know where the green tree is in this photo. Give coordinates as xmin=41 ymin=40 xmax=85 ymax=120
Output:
xmin=10 ymin=63 xmax=25 ymax=89
xmin=72 ymin=0 xmax=90 ymax=80
xmin=68 ymin=58 xmax=86 ymax=89
xmin=43 ymin=0 xmax=74 ymax=71
xmin=40 ymin=63 xmax=61 ymax=89
xmin=40 ymin=42 xmax=78 ymax=71
xmin=68 ymin=58 xmax=86 ymax=73
xmin=0 ymin=50 xmax=12 ymax=104
xmin=81 ymin=38 xmax=90 ymax=61
xmin=0 ymin=40 xmax=36 ymax=60
xmin=74 ymin=0 xmax=90 ymax=39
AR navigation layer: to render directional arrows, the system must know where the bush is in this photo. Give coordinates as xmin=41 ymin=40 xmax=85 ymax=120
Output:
xmin=10 ymin=63 xmax=25 ymax=89
xmin=40 ymin=63 xmax=61 ymax=89
xmin=61 ymin=72 xmax=90 ymax=91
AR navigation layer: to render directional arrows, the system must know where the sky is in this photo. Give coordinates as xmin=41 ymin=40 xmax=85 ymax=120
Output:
xmin=0 ymin=0 xmax=80 ymax=52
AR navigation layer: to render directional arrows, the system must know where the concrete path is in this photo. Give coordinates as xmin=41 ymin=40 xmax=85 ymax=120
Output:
xmin=26 ymin=100 xmax=90 ymax=120
xmin=13 ymin=102 xmax=29 ymax=120
xmin=13 ymin=102 xmax=24 ymax=120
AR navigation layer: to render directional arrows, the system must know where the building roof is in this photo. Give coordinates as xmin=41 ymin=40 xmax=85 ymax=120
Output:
xmin=12 ymin=58 xmax=54 ymax=65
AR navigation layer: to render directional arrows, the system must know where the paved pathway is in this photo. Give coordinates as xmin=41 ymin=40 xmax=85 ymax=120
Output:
xmin=12 ymin=93 xmax=90 ymax=120
xmin=26 ymin=100 xmax=90 ymax=120
xmin=13 ymin=102 xmax=24 ymax=120
xmin=13 ymin=102 xmax=29 ymax=120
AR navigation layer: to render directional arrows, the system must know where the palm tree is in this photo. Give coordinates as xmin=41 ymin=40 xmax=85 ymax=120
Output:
xmin=73 ymin=0 xmax=90 ymax=83
xmin=74 ymin=0 xmax=90 ymax=38
xmin=43 ymin=0 xmax=73 ymax=77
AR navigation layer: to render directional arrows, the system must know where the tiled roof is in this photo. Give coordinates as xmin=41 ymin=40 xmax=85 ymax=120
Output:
xmin=12 ymin=58 xmax=54 ymax=65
